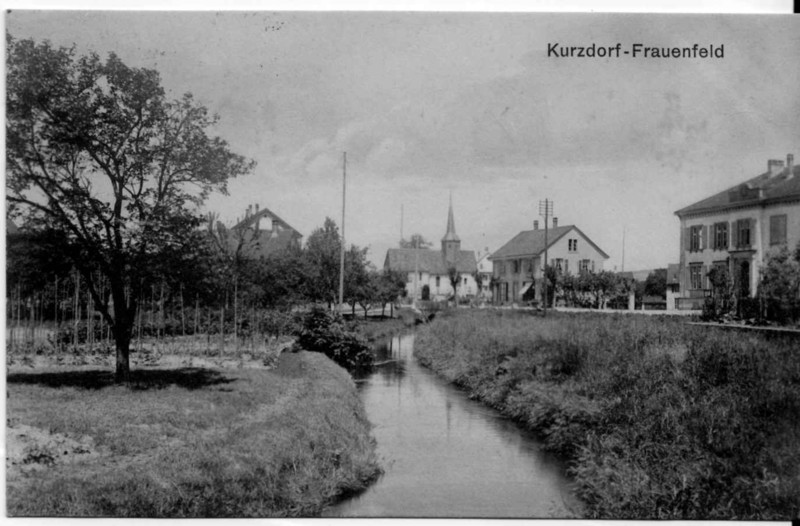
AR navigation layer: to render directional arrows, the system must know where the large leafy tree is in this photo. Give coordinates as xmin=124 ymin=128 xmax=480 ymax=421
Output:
xmin=6 ymin=37 xmax=254 ymax=381
xmin=303 ymin=218 xmax=343 ymax=308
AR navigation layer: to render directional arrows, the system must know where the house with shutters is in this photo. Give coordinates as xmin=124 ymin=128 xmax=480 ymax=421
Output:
xmin=384 ymin=198 xmax=478 ymax=301
xmin=674 ymin=153 xmax=800 ymax=309
xmin=489 ymin=218 xmax=609 ymax=305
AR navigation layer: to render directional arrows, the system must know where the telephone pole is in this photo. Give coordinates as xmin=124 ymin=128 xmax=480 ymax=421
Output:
xmin=338 ymin=152 xmax=346 ymax=312
xmin=539 ymin=199 xmax=553 ymax=317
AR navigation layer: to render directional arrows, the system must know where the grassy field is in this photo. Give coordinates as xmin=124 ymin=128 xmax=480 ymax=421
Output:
xmin=7 ymin=350 xmax=380 ymax=517
xmin=413 ymin=309 xmax=800 ymax=520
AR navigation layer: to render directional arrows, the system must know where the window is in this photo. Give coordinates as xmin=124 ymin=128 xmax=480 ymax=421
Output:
xmin=770 ymin=215 xmax=787 ymax=246
xmin=495 ymin=261 xmax=504 ymax=276
xmin=512 ymin=260 xmax=520 ymax=274
xmin=568 ymin=239 xmax=578 ymax=252
xmin=435 ymin=276 xmax=440 ymax=287
xmin=690 ymin=225 xmax=703 ymax=252
xmin=689 ymin=264 xmax=704 ymax=290
xmin=463 ymin=277 xmax=467 ymax=285
xmin=736 ymin=219 xmax=752 ymax=248
xmin=579 ymin=259 xmax=591 ymax=273
xmin=523 ymin=259 xmax=531 ymax=274
xmin=713 ymin=222 xmax=728 ymax=250
xmin=552 ymin=258 xmax=564 ymax=273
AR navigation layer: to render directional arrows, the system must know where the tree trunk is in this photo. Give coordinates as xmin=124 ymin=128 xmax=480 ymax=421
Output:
xmin=109 ymin=277 xmax=135 ymax=384
xmin=114 ymin=330 xmax=132 ymax=384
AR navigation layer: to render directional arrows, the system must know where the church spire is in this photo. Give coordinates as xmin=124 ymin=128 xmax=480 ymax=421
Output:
xmin=442 ymin=192 xmax=460 ymax=242
xmin=441 ymin=192 xmax=461 ymax=266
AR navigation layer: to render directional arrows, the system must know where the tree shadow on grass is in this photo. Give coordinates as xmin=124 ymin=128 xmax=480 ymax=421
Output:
xmin=6 ymin=367 xmax=236 ymax=391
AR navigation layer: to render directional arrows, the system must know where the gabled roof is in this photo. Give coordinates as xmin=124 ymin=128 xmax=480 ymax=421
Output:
xmin=675 ymin=165 xmax=800 ymax=217
xmin=233 ymin=206 xmax=302 ymax=238
xmin=384 ymin=248 xmax=477 ymax=274
xmin=489 ymin=225 xmax=610 ymax=260
xmin=215 ymin=205 xmax=302 ymax=259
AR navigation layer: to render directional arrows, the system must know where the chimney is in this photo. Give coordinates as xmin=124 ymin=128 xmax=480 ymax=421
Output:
xmin=787 ymin=154 xmax=794 ymax=178
xmin=552 ymin=217 xmax=558 ymax=228
xmin=533 ymin=220 xmax=539 ymax=230
xmin=768 ymin=159 xmax=784 ymax=176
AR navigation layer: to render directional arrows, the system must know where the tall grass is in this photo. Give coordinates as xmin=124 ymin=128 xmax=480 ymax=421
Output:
xmin=414 ymin=309 xmax=800 ymax=519
xmin=7 ymin=352 xmax=380 ymax=517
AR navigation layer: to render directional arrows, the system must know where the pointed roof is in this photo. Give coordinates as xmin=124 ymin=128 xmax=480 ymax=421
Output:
xmin=442 ymin=193 xmax=460 ymax=242
xmin=490 ymin=225 xmax=610 ymax=260
xmin=232 ymin=205 xmax=302 ymax=238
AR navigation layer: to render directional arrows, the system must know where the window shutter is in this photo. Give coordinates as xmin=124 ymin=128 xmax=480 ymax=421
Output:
xmin=733 ymin=221 xmax=739 ymax=248
xmin=709 ymin=225 xmax=716 ymax=250
xmin=685 ymin=227 xmax=692 ymax=251
xmin=565 ymin=260 xmax=569 ymax=275
xmin=727 ymin=221 xmax=732 ymax=249
xmin=701 ymin=225 xmax=708 ymax=250
xmin=701 ymin=265 xmax=708 ymax=290
xmin=748 ymin=218 xmax=755 ymax=248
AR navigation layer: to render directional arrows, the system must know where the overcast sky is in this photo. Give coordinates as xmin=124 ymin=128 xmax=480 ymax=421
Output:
xmin=6 ymin=11 xmax=800 ymax=270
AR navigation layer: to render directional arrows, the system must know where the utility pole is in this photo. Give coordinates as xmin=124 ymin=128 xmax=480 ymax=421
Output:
xmin=539 ymin=199 xmax=553 ymax=317
xmin=414 ymin=234 xmax=419 ymax=304
xmin=338 ymin=152 xmax=346 ymax=313
xmin=621 ymin=226 xmax=626 ymax=273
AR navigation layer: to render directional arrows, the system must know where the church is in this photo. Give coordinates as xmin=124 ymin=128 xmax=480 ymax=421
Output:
xmin=383 ymin=199 xmax=478 ymax=301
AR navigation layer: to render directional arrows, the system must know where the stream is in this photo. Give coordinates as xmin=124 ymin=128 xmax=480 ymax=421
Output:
xmin=323 ymin=332 xmax=581 ymax=518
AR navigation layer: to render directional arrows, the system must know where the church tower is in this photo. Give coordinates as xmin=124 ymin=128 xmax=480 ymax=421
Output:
xmin=441 ymin=193 xmax=461 ymax=267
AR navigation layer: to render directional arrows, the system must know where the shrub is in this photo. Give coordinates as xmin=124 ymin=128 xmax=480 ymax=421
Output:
xmin=294 ymin=307 xmax=373 ymax=372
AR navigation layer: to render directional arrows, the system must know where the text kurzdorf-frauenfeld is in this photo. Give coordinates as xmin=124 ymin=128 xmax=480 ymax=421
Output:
xmin=547 ymin=43 xmax=724 ymax=59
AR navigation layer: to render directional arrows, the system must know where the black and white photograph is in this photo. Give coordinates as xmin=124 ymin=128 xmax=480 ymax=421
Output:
xmin=4 ymin=3 xmax=800 ymax=520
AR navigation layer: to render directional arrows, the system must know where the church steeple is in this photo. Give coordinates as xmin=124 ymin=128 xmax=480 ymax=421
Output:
xmin=441 ymin=192 xmax=461 ymax=265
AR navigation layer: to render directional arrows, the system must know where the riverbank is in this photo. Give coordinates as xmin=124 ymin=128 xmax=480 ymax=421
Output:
xmin=414 ymin=309 xmax=800 ymax=520
xmin=355 ymin=316 xmax=410 ymax=342
xmin=7 ymin=350 xmax=380 ymax=517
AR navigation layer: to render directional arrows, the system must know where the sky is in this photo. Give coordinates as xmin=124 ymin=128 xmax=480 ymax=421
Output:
xmin=6 ymin=8 xmax=800 ymax=271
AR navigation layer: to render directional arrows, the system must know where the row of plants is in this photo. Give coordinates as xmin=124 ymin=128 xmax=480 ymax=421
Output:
xmin=703 ymin=244 xmax=800 ymax=326
xmin=413 ymin=309 xmax=799 ymax=519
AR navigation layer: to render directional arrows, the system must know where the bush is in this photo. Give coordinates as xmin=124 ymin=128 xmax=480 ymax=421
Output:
xmin=294 ymin=307 xmax=373 ymax=372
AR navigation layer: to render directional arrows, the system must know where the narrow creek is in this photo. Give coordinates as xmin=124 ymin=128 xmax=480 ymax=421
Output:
xmin=323 ymin=332 xmax=581 ymax=518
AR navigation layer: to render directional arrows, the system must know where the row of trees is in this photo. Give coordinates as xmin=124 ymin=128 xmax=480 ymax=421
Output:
xmin=541 ymin=268 xmax=638 ymax=309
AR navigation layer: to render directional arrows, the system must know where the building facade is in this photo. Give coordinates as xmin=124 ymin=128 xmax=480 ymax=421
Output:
xmin=490 ymin=218 xmax=609 ymax=305
xmin=674 ymin=154 xmax=800 ymax=309
xmin=384 ymin=199 xmax=478 ymax=301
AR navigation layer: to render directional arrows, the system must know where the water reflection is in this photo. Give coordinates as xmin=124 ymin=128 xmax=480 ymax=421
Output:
xmin=326 ymin=333 xmax=580 ymax=518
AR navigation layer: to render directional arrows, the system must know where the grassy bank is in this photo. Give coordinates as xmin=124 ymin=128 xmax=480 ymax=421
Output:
xmin=414 ymin=309 xmax=800 ymax=519
xmin=355 ymin=316 xmax=409 ymax=343
xmin=7 ymin=351 xmax=380 ymax=517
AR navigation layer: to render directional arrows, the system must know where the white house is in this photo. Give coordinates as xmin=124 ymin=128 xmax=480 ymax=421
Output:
xmin=490 ymin=218 xmax=609 ymax=305
xmin=384 ymin=199 xmax=478 ymax=301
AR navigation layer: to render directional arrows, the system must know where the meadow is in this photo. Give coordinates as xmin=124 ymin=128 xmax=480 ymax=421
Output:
xmin=6 ymin=350 xmax=380 ymax=517
xmin=414 ymin=309 xmax=800 ymax=519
